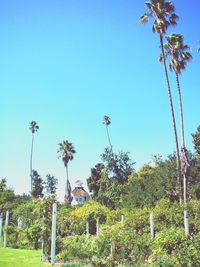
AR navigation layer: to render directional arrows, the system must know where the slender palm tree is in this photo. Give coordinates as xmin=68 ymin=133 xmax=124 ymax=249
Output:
xmin=29 ymin=121 xmax=39 ymax=191
xmin=140 ymin=0 xmax=182 ymax=201
xmin=103 ymin=115 xmax=113 ymax=152
xmin=162 ymin=33 xmax=192 ymax=202
xmin=57 ymin=140 xmax=76 ymax=204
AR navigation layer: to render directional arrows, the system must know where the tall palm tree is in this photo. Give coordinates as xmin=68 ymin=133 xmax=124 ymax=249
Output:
xmin=103 ymin=115 xmax=113 ymax=152
xmin=162 ymin=33 xmax=192 ymax=202
xmin=29 ymin=121 xmax=39 ymax=191
xmin=140 ymin=0 xmax=182 ymax=201
xmin=57 ymin=140 xmax=76 ymax=204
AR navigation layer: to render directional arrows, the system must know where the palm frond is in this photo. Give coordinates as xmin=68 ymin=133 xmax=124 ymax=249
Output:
xmin=139 ymin=12 xmax=151 ymax=24
xmin=159 ymin=53 xmax=164 ymax=62
xmin=163 ymin=33 xmax=192 ymax=74
xmin=57 ymin=140 xmax=76 ymax=166
xmin=29 ymin=121 xmax=39 ymax=133
xmin=169 ymin=13 xmax=178 ymax=26
xmin=103 ymin=115 xmax=111 ymax=125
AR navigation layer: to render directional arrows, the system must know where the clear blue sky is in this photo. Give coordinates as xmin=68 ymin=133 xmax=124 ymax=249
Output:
xmin=1 ymin=0 xmax=200 ymax=200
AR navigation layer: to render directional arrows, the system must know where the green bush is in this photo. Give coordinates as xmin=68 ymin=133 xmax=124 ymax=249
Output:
xmin=149 ymin=227 xmax=200 ymax=267
xmin=59 ymin=225 xmax=150 ymax=266
xmin=3 ymin=225 xmax=29 ymax=249
xmin=59 ymin=235 xmax=95 ymax=261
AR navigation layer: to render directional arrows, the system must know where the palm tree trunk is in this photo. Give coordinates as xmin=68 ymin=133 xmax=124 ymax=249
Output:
xmin=160 ymin=34 xmax=182 ymax=202
xmin=176 ymin=72 xmax=185 ymax=148
xmin=183 ymin=173 xmax=186 ymax=203
xmin=66 ymin=164 xmax=69 ymax=184
xmin=64 ymin=165 xmax=72 ymax=204
xmin=30 ymin=133 xmax=34 ymax=191
xmin=106 ymin=125 xmax=113 ymax=153
xmin=176 ymin=72 xmax=187 ymax=203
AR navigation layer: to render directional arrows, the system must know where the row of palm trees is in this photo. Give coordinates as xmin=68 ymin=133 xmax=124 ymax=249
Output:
xmin=140 ymin=0 xmax=192 ymax=203
xmin=28 ymin=0 xmax=193 ymax=204
xmin=29 ymin=121 xmax=76 ymax=204
xmin=29 ymin=117 xmax=112 ymax=204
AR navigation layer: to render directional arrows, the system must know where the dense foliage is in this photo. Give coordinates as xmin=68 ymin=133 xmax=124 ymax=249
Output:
xmin=1 ymin=125 xmax=200 ymax=266
xmin=1 ymin=0 xmax=200 ymax=265
xmin=1 ymin=183 xmax=200 ymax=266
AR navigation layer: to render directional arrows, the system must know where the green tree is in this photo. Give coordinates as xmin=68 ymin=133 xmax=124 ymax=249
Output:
xmin=140 ymin=0 xmax=181 ymax=201
xmin=151 ymin=153 xmax=163 ymax=166
xmin=101 ymin=148 xmax=134 ymax=184
xmin=45 ymin=174 xmax=58 ymax=196
xmin=13 ymin=198 xmax=44 ymax=250
xmin=42 ymin=195 xmax=56 ymax=260
xmin=0 ymin=178 xmax=7 ymax=192
xmin=29 ymin=121 xmax=39 ymax=191
xmin=188 ymin=127 xmax=200 ymax=199
xmin=57 ymin=140 xmax=76 ymax=205
xmin=187 ymin=154 xmax=200 ymax=200
xmin=96 ymin=170 xmax=113 ymax=207
xmin=122 ymin=155 xmax=179 ymax=208
xmin=87 ymin=163 xmax=105 ymax=199
xmin=31 ymin=170 xmax=44 ymax=198
xmin=0 ymin=178 xmax=20 ymax=214
xmin=87 ymin=149 xmax=134 ymax=208
xmin=162 ymin=33 xmax=192 ymax=202
xmin=192 ymin=125 xmax=200 ymax=155
xmin=0 ymin=190 xmax=15 ymax=214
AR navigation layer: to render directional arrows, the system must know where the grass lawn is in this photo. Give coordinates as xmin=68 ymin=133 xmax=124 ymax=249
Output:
xmin=0 ymin=248 xmax=94 ymax=267
xmin=0 ymin=248 xmax=47 ymax=267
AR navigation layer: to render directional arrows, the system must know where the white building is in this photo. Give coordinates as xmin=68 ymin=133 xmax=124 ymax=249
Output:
xmin=71 ymin=180 xmax=89 ymax=206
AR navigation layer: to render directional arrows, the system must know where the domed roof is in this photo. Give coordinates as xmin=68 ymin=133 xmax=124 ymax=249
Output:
xmin=72 ymin=179 xmax=89 ymax=197
xmin=72 ymin=187 xmax=89 ymax=197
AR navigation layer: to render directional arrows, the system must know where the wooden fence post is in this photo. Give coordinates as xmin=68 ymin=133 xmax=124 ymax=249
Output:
xmin=121 ymin=214 xmax=124 ymax=225
xmin=86 ymin=221 xmax=89 ymax=235
xmin=96 ymin=217 xmax=100 ymax=236
xmin=150 ymin=212 xmax=154 ymax=240
xmin=51 ymin=202 xmax=57 ymax=265
xmin=184 ymin=209 xmax=189 ymax=236
xmin=3 ymin=211 xmax=9 ymax=248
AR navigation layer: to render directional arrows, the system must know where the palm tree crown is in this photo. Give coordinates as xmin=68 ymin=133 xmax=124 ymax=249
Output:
xmin=29 ymin=121 xmax=39 ymax=134
xmin=57 ymin=140 xmax=76 ymax=168
xmin=162 ymin=33 xmax=192 ymax=150
xmin=103 ymin=115 xmax=111 ymax=126
xmin=140 ymin=0 xmax=178 ymax=36
xmin=162 ymin=34 xmax=192 ymax=74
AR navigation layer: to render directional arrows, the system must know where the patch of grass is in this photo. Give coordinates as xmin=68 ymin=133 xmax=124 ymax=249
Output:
xmin=0 ymin=248 xmax=47 ymax=267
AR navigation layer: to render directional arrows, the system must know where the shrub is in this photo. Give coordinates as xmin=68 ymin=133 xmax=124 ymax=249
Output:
xmin=59 ymin=235 xmax=95 ymax=261
xmin=149 ymin=227 xmax=200 ymax=267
